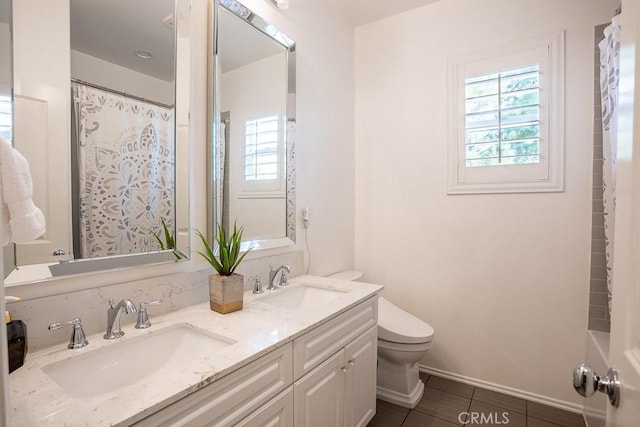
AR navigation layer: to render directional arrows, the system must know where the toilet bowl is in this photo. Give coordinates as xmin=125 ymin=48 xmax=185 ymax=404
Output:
xmin=328 ymin=272 xmax=435 ymax=409
xmin=377 ymin=296 xmax=434 ymax=408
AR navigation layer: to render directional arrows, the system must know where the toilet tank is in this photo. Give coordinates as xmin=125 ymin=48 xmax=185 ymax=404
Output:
xmin=328 ymin=271 xmax=364 ymax=282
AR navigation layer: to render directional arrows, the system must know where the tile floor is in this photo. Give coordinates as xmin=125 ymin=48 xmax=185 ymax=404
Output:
xmin=367 ymin=373 xmax=586 ymax=427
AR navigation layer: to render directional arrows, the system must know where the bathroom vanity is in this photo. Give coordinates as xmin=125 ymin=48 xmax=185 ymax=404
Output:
xmin=9 ymin=276 xmax=382 ymax=426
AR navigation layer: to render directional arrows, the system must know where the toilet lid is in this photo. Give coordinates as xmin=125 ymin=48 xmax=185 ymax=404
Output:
xmin=377 ymin=297 xmax=434 ymax=344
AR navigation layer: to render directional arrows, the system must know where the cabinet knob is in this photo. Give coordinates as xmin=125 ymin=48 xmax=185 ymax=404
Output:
xmin=341 ymin=366 xmax=347 ymax=373
xmin=348 ymin=359 xmax=355 ymax=366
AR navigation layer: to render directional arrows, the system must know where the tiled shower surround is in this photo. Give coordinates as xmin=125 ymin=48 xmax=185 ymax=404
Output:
xmin=588 ymin=23 xmax=610 ymax=333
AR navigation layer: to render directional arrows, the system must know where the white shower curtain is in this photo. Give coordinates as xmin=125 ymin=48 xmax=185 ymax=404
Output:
xmin=72 ymin=82 xmax=175 ymax=258
xmin=599 ymin=16 xmax=621 ymax=316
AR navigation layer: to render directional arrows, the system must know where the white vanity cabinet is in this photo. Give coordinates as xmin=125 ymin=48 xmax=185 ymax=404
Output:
xmin=344 ymin=326 xmax=378 ymax=427
xmin=235 ymin=387 xmax=294 ymax=427
xmin=292 ymin=296 xmax=378 ymax=427
xmin=134 ymin=296 xmax=378 ymax=427
xmin=293 ymin=326 xmax=377 ymax=427
xmin=133 ymin=343 xmax=293 ymax=426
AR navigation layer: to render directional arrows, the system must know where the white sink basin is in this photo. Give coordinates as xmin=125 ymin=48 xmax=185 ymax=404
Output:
xmin=258 ymin=284 xmax=348 ymax=309
xmin=42 ymin=323 xmax=236 ymax=403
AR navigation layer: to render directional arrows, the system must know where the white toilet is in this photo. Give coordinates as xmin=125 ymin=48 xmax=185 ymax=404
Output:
xmin=328 ymin=272 xmax=435 ymax=409
xmin=376 ymin=296 xmax=434 ymax=408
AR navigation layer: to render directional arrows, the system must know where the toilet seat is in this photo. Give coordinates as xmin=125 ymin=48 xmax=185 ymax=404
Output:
xmin=377 ymin=338 xmax=432 ymax=353
xmin=378 ymin=297 xmax=434 ymax=344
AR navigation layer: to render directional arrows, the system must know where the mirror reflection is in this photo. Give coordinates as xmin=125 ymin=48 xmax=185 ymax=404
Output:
xmin=214 ymin=0 xmax=296 ymax=250
xmin=3 ymin=0 xmax=190 ymax=285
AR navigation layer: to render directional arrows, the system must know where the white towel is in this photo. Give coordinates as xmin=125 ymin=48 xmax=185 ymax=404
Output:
xmin=0 ymin=136 xmax=46 ymax=246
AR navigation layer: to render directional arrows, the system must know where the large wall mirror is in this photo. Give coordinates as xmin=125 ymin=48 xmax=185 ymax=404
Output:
xmin=211 ymin=0 xmax=296 ymax=250
xmin=2 ymin=0 xmax=191 ymax=286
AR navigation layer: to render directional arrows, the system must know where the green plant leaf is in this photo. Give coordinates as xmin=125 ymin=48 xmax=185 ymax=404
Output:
xmin=162 ymin=220 xmax=175 ymax=249
xmin=194 ymin=222 xmax=252 ymax=276
xmin=195 ymin=230 xmax=224 ymax=274
xmin=152 ymin=231 xmax=166 ymax=250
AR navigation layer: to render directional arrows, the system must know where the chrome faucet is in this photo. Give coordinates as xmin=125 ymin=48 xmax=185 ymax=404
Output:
xmin=268 ymin=264 xmax=292 ymax=290
xmin=104 ymin=298 xmax=137 ymax=340
xmin=48 ymin=318 xmax=89 ymax=349
xmin=135 ymin=299 xmax=164 ymax=329
xmin=250 ymin=276 xmax=264 ymax=294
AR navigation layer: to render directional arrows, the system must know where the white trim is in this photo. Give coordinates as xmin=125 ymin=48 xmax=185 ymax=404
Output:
xmin=419 ymin=365 xmax=585 ymax=416
xmin=447 ymin=31 xmax=565 ymax=194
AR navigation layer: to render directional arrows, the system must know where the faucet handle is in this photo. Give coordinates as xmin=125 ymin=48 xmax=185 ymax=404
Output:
xmin=250 ymin=276 xmax=263 ymax=294
xmin=279 ymin=265 xmax=292 ymax=287
xmin=135 ymin=299 xmax=164 ymax=329
xmin=49 ymin=318 xmax=89 ymax=349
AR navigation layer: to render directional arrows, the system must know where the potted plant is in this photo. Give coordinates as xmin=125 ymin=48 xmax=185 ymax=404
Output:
xmin=196 ymin=222 xmax=251 ymax=314
xmin=152 ymin=219 xmax=184 ymax=260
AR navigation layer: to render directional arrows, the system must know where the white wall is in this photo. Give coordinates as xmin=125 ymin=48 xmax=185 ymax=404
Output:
xmin=231 ymin=0 xmax=356 ymax=274
xmin=221 ymin=53 xmax=287 ymax=240
xmin=354 ymin=0 xmax=615 ymax=408
xmin=4 ymin=0 xmax=356 ymax=318
xmin=12 ymin=0 xmax=73 ymax=264
xmin=0 ymin=22 xmax=10 ymax=95
xmin=71 ymin=50 xmax=174 ymax=105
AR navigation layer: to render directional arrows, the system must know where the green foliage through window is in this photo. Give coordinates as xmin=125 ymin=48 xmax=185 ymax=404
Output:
xmin=464 ymin=65 xmax=540 ymax=167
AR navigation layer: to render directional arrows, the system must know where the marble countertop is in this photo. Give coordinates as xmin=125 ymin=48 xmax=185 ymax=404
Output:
xmin=9 ymin=275 xmax=383 ymax=426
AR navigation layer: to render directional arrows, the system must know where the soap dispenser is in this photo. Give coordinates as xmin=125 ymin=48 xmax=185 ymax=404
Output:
xmin=5 ymin=296 xmax=27 ymax=373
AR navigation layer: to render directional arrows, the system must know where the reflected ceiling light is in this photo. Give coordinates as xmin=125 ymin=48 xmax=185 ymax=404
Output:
xmin=135 ymin=50 xmax=153 ymax=59
xmin=267 ymin=0 xmax=289 ymax=10
xmin=162 ymin=14 xmax=174 ymax=30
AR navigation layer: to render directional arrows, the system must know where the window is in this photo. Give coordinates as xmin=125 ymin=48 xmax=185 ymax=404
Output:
xmin=245 ymin=115 xmax=279 ymax=181
xmin=464 ymin=65 xmax=540 ymax=167
xmin=0 ymin=95 xmax=11 ymax=142
xmin=448 ymin=32 xmax=564 ymax=194
xmin=238 ymin=106 xmax=285 ymax=198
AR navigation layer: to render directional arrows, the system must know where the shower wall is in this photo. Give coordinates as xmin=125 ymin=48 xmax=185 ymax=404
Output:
xmin=588 ymin=23 xmax=611 ymax=333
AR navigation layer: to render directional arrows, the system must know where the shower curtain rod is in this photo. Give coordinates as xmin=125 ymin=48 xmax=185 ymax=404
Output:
xmin=71 ymin=79 xmax=174 ymax=109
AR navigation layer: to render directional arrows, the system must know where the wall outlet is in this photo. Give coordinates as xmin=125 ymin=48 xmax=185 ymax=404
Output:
xmin=302 ymin=207 xmax=311 ymax=228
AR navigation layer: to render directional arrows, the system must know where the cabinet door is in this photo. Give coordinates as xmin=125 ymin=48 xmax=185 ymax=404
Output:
xmin=344 ymin=326 xmax=377 ymax=427
xmin=134 ymin=343 xmax=292 ymax=427
xmin=294 ymin=350 xmax=346 ymax=427
xmin=236 ymin=387 xmax=293 ymax=427
xmin=293 ymin=296 xmax=377 ymax=380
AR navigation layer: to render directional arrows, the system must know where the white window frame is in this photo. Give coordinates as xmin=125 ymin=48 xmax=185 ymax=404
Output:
xmin=239 ymin=103 xmax=286 ymax=198
xmin=0 ymin=94 xmax=12 ymax=142
xmin=447 ymin=31 xmax=565 ymax=194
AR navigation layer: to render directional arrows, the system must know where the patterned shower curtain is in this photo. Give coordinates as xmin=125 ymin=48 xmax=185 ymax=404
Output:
xmin=72 ymin=82 xmax=175 ymax=258
xmin=599 ymin=17 xmax=621 ymax=317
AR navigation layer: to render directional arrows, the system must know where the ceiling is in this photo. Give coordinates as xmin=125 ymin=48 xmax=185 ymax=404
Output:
xmin=70 ymin=0 xmax=175 ymax=82
xmin=325 ymin=0 xmax=440 ymax=26
xmin=219 ymin=7 xmax=285 ymax=73
xmin=63 ymin=0 xmax=440 ymax=83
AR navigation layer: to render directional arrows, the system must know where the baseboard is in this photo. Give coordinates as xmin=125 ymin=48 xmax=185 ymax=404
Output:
xmin=419 ymin=365 xmax=584 ymax=415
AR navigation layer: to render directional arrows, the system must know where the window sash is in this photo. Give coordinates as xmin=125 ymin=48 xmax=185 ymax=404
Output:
xmin=463 ymin=65 xmax=540 ymax=168
xmin=244 ymin=115 xmax=279 ymax=181
xmin=447 ymin=31 xmax=565 ymax=194
xmin=0 ymin=95 xmax=12 ymax=142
